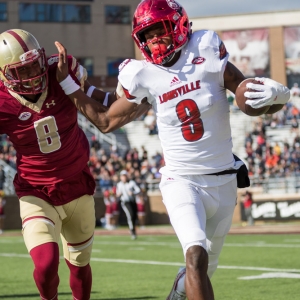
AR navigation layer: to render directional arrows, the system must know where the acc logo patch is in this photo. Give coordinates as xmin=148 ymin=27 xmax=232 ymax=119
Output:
xmin=192 ymin=57 xmax=206 ymax=65
xmin=166 ymin=0 xmax=180 ymax=10
xmin=119 ymin=59 xmax=131 ymax=72
xmin=19 ymin=112 xmax=31 ymax=121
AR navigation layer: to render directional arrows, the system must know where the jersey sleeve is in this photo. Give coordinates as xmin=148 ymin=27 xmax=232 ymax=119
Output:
xmin=47 ymin=55 xmax=87 ymax=91
xmin=118 ymin=59 xmax=152 ymax=105
xmin=196 ymin=30 xmax=229 ymax=87
xmin=68 ymin=56 xmax=87 ymax=91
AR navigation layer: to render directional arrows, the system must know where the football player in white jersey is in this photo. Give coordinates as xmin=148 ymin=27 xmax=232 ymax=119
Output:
xmin=55 ymin=1 xmax=290 ymax=299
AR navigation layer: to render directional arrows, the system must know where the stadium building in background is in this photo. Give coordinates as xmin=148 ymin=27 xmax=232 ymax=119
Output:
xmin=1 ymin=1 xmax=300 ymax=228
xmin=135 ymin=9 xmax=300 ymax=89
xmin=193 ymin=10 xmax=300 ymax=89
xmin=1 ymin=2 xmax=300 ymax=90
xmin=0 ymin=0 xmax=140 ymax=90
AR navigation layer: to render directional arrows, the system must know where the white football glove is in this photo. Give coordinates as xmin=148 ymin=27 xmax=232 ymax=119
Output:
xmin=245 ymin=77 xmax=290 ymax=109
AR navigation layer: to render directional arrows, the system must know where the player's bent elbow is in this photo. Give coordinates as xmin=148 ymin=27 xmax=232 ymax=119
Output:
xmin=90 ymin=115 xmax=112 ymax=134
xmin=93 ymin=122 xmax=110 ymax=134
xmin=99 ymin=126 xmax=112 ymax=134
xmin=95 ymin=121 xmax=115 ymax=134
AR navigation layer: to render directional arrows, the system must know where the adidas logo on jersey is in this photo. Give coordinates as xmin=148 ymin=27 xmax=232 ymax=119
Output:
xmin=170 ymin=76 xmax=181 ymax=87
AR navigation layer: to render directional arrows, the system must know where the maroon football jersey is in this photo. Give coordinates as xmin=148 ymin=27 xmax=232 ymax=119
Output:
xmin=0 ymin=55 xmax=95 ymax=205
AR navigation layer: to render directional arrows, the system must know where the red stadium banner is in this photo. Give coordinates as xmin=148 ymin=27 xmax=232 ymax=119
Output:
xmin=222 ymin=29 xmax=270 ymax=78
xmin=284 ymin=26 xmax=300 ymax=75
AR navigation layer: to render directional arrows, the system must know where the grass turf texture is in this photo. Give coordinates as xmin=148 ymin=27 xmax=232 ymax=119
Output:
xmin=0 ymin=232 xmax=299 ymax=299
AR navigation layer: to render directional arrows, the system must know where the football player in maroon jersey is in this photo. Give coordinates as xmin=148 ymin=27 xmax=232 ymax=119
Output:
xmin=54 ymin=1 xmax=290 ymax=299
xmin=0 ymin=29 xmax=118 ymax=300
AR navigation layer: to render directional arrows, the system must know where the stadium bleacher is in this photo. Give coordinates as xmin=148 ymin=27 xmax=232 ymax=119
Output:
xmin=1 ymin=98 xmax=300 ymax=198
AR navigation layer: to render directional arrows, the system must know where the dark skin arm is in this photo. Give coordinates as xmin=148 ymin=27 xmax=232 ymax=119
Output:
xmin=55 ymin=41 xmax=151 ymax=133
xmin=83 ymin=80 xmax=119 ymax=107
xmin=223 ymin=61 xmax=246 ymax=93
xmin=71 ymin=92 xmax=150 ymax=133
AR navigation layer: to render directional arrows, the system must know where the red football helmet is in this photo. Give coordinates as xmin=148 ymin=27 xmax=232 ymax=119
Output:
xmin=132 ymin=0 xmax=192 ymax=65
xmin=0 ymin=29 xmax=48 ymax=95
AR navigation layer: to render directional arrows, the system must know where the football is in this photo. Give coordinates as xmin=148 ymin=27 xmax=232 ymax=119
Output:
xmin=235 ymin=78 xmax=270 ymax=116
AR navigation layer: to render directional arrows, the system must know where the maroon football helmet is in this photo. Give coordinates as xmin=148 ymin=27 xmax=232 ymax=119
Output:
xmin=0 ymin=29 xmax=48 ymax=95
xmin=132 ymin=0 xmax=192 ymax=65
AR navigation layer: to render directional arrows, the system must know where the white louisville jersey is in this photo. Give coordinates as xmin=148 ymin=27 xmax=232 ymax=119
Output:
xmin=118 ymin=30 xmax=235 ymax=175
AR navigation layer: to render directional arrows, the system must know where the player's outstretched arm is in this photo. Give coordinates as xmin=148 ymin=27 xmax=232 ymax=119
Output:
xmin=55 ymin=41 xmax=151 ymax=132
xmin=83 ymin=79 xmax=121 ymax=107
xmin=55 ymin=41 xmax=117 ymax=108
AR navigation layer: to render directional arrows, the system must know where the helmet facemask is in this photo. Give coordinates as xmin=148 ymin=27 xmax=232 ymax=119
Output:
xmin=1 ymin=48 xmax=48 ymax=95
xmin=132 ymin=4 xmax=191 ymax=65
xmin=136 ymin=20 xmax=176 ymax=65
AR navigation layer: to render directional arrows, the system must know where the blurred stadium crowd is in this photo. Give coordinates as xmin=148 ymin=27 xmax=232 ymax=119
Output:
xmin=0 ymin=128 xmax=165 ymax=196
xmin=242 ymin=97 xmax=300 ymax=186
xmin=1 ymin=93 xmax=300 ymax=195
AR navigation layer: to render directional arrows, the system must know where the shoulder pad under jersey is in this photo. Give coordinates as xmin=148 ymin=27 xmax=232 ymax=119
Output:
xmin=118 ymin=59 xmax=147 ymax=77
xmin=48 ymin=54 xmax=81 ymax=73
xmin=190 ymin=30 xmax=228 ymax=61
xmin=118 ymin=59 xmax=150 ymax=104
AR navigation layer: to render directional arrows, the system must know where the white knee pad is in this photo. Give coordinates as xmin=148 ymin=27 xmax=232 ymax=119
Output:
xmin=206 ymin=211 xmax=234 ymax=277
xmin=23 ymin=218 xmax=60 ymax=252
xmin=206 ymin=236 xmax=225 ymax=278
xmin=207 ymin=252 xmax=219 ymax=278
xmin=65 ymin=236 xmax=94 ymax=267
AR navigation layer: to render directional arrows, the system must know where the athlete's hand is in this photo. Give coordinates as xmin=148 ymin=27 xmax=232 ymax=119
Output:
xmin=55 ymin=41 xmax=69 ymax=83
xmin=245 ymin=77 xmax=290 ymax=109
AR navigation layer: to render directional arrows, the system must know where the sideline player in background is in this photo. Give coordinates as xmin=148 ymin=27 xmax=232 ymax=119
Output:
xmin=55 ymin=0 xmax=290 ymax=299
xmin=0 ymin=28 xmax=118 ymax=300
xmin=116 ymin=170 xmax=141 ymax=240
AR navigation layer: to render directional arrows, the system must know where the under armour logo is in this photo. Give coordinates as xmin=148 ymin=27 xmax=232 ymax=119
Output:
xmin=46 ymin=100 xmax=55 ymax=108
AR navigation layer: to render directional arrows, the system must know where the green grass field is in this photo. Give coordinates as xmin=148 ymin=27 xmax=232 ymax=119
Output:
xmin=0 ymin=231 xmax=299 ymax=300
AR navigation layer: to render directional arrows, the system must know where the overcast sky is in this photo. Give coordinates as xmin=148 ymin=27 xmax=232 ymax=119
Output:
xmin=178 ymin=0 xmax=300 ymax=18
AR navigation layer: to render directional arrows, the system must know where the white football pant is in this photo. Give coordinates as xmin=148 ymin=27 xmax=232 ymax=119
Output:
xmin=160 ymin=173 xmax=237 ymax=278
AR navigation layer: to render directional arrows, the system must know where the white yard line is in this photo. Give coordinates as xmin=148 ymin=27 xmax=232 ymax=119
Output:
xmin=1 ymin=239 xmax=299 ymax=248
xmin=92 ymin=241 xmax=300 ymax=248
xmin=1 ymin=253 xmax=300 ymax=273
xmin=224 ymin=243 xmax=300 ymax=248
xmin=239 ymin=272 xmax=300 ymax=280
